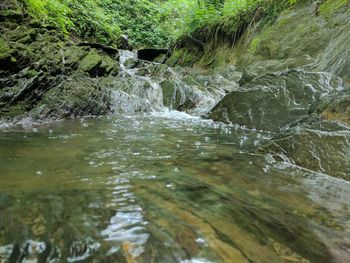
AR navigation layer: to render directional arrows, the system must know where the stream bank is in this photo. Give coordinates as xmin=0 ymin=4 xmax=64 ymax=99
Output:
xmin=166 ymin=0 xmax=350 ymax=179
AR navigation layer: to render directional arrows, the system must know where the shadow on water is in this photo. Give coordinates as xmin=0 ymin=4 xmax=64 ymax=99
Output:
xmin=0 ymin=113 xmax=349 ymax=262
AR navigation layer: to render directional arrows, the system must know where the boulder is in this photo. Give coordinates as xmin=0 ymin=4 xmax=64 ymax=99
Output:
xmin=78 ymin=49 xmax=118 ymax=77
xmin=259 ymin=118 xmax=350 ymax=180
xmin=160 ymin=80 xmax=199 ymax=111
xmin=34 ymin=76 xmax=112 ymax=119
xmin=209 ymin=70 xmax=343 ymax=131
xmin=117 ymin=34 xmax=133 ymax=51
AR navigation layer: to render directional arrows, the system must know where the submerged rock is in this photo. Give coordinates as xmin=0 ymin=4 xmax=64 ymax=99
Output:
xmin=209 ymin=70 xmax=343 ymax=131
xmin=259 ymin=118 xmax=350 ymax=180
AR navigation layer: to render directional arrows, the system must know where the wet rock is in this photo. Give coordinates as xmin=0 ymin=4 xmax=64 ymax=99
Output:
xmin=320 ymin=96 xmax=350 ymax=126
xmin=34 ymin=76 xmax=112 ymax=119
xmin=316 ymin=5 xmax=350 ymax=85
xmin=77 ymin=42 xmax=119 ymax=56
xmin=259 ymin=118 xmax=350 ymax=180
xmin=161 ymin=80 xmax=181 ymax=109
xmin=0 ymin=17 xmax=122 ymax=121
xmin=209 ymin=70 xmax=343 ymax=131
xmin=240 ymin=57 xmax=314 ymax=85
xmin=78 ymin=49 xmax=118 ymax=77
xmin=311 ymin=91 xmax=350 ymax=126
xmin=117 ymin=34 xmax=133 ymax=51
xmin=214 ymin=65 xmax=242 ymax=83
xmin=160 ymin=80 xmax=199 ymax=111
xmin=123 ymin=57 xmax=140 ymax=69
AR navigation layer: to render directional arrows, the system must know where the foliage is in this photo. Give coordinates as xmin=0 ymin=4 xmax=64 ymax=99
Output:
xmin=21 ymin=0 xmax=168 ymax=47
xmin=20 ymin=0 xmax=300 ymax=47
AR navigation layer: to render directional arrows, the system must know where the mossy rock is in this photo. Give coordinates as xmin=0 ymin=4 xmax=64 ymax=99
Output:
xmin=320 ymin=0 xmax=350 ymax=16
xmin=35 ymin=76 xmax=112 ymax=119
xmin=209 ymin=70 xmax=343 ymax=131
xmin=166 ymin=46 xmax=203 ymax=68
xmin=78 ymin=49 xmax=118 ymax=77
xmin=161 ymin=80 xmax=181 ymax=109
xmin=160 ymin=80 xmax=199 ymax=111
xmin=123 ymin=57 xmax=139 ymax=69
xmin=0 ymin=0 xmax=23 ymax=22
xmin=259 ymin=118 xmax=350 ymax=180
xmin=321 ymin=97 xmax=350 ymax=125
xmin=0 ymin=38 xmax=17 ymax=71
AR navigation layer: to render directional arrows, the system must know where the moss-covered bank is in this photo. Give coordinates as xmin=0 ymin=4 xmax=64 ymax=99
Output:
xmin=0 ymin=0 xmax=122 ymax=120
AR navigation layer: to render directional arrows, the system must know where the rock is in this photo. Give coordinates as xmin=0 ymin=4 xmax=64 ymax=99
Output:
xmin=259 ymin=118 xmax=350 ymax=180
xmin=34 ymin=76 xmax=112 ymax=119
xmin=209 ymin=70 xmax=343 ymax=131
xmin=214 ymin=65 xmax=242 ymax=83
xmin=0 ymin=0 xmax=23 ymax=22
xmin=0 ymin=38 xmax=17 ymax=71
xmin=320 ymin=95 xmax=350 ymax=126
xmin=160 ymin=80 xmax=199 ymax=111
xmin=123 ymin=57 xmax=140 ymax=69
xmin=161 ymin=80 xmax=181 ymax=109
xmin=117 ymin=34 xmax=133 ymax=51
xmin=78 ymin=49 xmax=118 ymax=77
xmin=308 ymin=89 xmax=350 ymax=125
xmin=240 ymin=57 xmax=314 ymax=85
xmin=317 ymin=18 xmax=350 ymax=85
xmin=77 ymin=42 xmax=119 ymax=56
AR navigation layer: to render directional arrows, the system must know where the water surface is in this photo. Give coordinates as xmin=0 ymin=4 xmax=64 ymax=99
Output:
xmin=0 ymin=112 xmax=349 ymax=263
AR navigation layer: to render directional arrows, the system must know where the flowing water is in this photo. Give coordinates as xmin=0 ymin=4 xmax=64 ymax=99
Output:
xmin=0 ymin=111 xmax=350 ymax=263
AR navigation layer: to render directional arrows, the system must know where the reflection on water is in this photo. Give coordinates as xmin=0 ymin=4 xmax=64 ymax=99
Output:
xmin=0 ymin=112 xmax=349 ymax=262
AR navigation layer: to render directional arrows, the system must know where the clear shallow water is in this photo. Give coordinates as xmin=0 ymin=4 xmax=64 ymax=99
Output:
xmin=0 ymin=112 xmax=349 ymax=263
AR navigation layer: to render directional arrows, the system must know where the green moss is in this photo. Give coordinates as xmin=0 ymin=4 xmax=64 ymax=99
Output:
xmin=78 ymin=49 xmax=117 ymax=77
xmin=0 ymin=38 xmax=9 ymax=54
xmin=320 ymin=0 xmax=350 ymax=15
xmin=78 ymin=50 xmax=102 ymax=73
xmin=25 ymin=69 xmax=38 ymax=78
xmin=167 ymin=48 xmax=201 ymax=67
xmin=248 ymin=36 xmax=261 ymax=55
xmin=0 ymin=104 xmax=27 ymax=119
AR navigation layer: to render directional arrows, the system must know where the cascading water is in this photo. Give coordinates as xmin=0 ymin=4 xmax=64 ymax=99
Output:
xmin=108 ymin=50 xmax=238 ymax=116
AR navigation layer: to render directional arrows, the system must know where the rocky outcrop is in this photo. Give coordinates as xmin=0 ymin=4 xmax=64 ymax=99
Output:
xmin=197 ymin=0 xmax=350 ymax=178
xmin=0 ymin=28 xmax=120 ymax=119
xmin=209 ymin=70 xmax=343 ymax=131
xmin=259 ymin=117 xmax=350 ymax=180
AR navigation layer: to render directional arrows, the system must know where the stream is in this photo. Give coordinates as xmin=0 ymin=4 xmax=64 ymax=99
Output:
xmin=0 ymin=51 xmax=350 ymax=263
xmin=0 ymin=112 xmax=349 ymax=263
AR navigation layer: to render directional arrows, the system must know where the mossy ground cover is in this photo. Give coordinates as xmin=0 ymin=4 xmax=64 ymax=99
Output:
xmin=320 ymin=0 xmax=350 ymax=15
